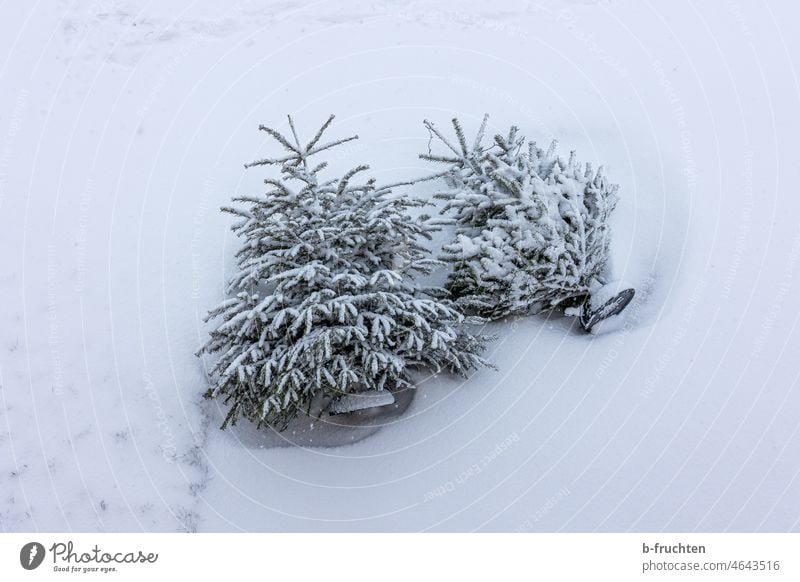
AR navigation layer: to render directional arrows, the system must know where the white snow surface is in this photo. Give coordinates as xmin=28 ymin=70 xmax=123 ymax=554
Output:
xmin=2 ymin=0 xmax=800 ymax=532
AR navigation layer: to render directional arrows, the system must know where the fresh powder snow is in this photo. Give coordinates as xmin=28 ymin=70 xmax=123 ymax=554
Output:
xmin=1 ymin=0 xmax=799 ymax=533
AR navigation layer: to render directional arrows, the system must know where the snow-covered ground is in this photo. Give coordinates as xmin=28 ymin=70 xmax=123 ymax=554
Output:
xmin=2 ymin=0 xmax=799 ymax=532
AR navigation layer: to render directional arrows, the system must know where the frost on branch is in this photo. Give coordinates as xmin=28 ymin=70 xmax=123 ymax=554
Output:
xmin=198 ymin=115 xmax=489 ymax=431
xmin=421 ymin=114 xmax=620 ymax=320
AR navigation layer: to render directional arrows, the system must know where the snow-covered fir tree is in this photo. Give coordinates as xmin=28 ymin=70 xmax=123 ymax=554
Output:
xmin=199 ymin=115 xmax=489 ymax=430
xmin=420 ymin=115 xmax=620 ymax=320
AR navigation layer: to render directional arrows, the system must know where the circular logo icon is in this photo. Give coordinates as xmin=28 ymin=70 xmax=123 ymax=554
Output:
xmin=20 ymin=542 xmax=45 ymax=570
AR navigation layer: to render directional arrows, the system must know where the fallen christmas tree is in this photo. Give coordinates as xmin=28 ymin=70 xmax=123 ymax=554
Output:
xmin=420 ymin=114 xmax=634 ymax=331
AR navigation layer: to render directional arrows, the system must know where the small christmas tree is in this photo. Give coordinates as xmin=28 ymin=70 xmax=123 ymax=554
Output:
xmin=420 ymin=115 xmax=621 ymax=322
xmin=199 ymin=115 xmax=489 ymax=430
